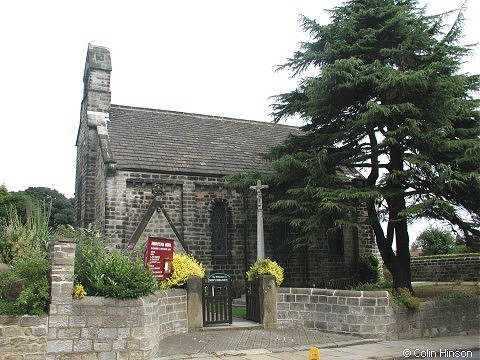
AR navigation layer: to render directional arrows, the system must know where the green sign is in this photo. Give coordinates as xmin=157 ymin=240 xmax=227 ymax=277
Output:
xmin=208 ymin=273 xmax=231 ymax=282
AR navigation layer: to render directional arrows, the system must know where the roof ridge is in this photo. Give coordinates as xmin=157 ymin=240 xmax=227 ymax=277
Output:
xmin=110 ymin=104 xmax=298 ymax=128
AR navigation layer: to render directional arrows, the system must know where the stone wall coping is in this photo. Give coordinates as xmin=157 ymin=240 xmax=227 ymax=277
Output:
xmin=54 ymin=237 xmax=77 ymax=244
xmin=0 ymin=314 xmax=48 ymax=324
xmin=411 ymin=254 xmax=479 ymax=261
xmin=278 ymin=287 xmax=389 ymax=298
xmin=70 ymin=288 xmax=186 ymax=307
xmin=362 ymin=290 xmax=389 ymax=297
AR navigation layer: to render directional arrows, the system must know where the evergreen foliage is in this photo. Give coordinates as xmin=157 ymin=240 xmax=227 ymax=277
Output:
xmin=356 ymin=253 xmax=381 ymax=284
xmin=229 ymin=0 xmax=479 ymax=290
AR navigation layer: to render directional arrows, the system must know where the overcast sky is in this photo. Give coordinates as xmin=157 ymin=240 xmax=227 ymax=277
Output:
xmin=1 ymin=0 xmax=478 ymax=205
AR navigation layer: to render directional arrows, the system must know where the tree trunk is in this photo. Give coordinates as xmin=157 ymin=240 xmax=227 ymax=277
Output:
xmin=392 ymin=215 xmax=413 ymax=292
xmin=366 ymin=200 xmax=414 ymax=293
xmin=364 ymin=130 xmax=414 ymax=292
xmin=379 ymin=238 xmax=413 ymax=292
xmin=391 ymin=259 xmax=413 ymax=291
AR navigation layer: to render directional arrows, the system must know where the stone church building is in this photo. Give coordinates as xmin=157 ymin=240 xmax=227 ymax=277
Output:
xmin=75 ymin=44 xmax=377 ymax=286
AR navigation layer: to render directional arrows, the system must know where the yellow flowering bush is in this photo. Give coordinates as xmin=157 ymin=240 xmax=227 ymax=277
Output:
xmin=246 ymin=258 xmax=284 ymax=286
xmin=72 ymin=284 xmax=87 ymax=299
xmin=158 ymin=253 xmax=205 ymax=289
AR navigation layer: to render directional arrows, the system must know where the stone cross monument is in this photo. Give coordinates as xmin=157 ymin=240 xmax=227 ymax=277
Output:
xmin=250 ymin=180 xmax=269 ymax=261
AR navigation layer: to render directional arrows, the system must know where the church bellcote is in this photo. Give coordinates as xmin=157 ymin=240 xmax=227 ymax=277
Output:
xmin=83 ymin=44 xmax=112 ymax=112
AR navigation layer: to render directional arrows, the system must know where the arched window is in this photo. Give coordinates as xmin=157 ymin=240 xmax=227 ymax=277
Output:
xmin=211 ymin=199 xmax=228 ymax=257
xmin=328 ymin=227 xmax=344 ymax=256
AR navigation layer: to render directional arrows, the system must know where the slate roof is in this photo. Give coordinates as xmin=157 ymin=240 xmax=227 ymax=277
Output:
xmin=107 ymin=105 xmax=299 ymax=176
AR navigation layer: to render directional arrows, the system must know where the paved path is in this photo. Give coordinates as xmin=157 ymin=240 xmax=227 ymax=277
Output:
xmin=154 ymin=328 xmax=480 ymax=360
xmin=155 ymin=326 xmax=372 ymax=358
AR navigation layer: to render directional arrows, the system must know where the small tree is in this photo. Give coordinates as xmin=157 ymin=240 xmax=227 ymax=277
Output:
xmin=21 ymin=187 xmax=74 ymax=228
xmin=0 ymin=186 xmax=30 ymax=226
xmin=414 ymin=227 xmax=455 ymax=255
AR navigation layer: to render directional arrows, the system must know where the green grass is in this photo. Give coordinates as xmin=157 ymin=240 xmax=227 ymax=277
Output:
xmin=349 ymin=282 xmax=480 ymax=302
xmin=232 ymin=306 xmax=246 ymax=319
xmin=413 ymin=283 xmax=480 ymax=301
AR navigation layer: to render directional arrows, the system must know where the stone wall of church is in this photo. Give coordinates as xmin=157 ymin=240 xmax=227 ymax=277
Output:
xmin=264 ymin=207 xmax=374 ymax=287
xmin=356 ymin=203 xmax=379 ymax=256
xmin=99 ymin=169 xmax=377 ymax=285
xmin=273 ymin=231 xmax=357 ymax=287
xmin=74 ymin=108 xmax=87 ymax=228
xmin=94 ymin=138 xmax=106 ymax=230
xmin=103 ymin=170 xmax=258 ymax=280
xmin=75 ymin=44 xmax=112 ymax=229
xmin=75 ymin=114 xmax=108 ymax=230
xmin=75 ymin=117 xmax=100 ymax=228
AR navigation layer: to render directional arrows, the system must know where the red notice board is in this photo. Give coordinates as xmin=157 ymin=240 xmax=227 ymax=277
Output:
xmin=144 ymin=237 xmax=174 ymax=281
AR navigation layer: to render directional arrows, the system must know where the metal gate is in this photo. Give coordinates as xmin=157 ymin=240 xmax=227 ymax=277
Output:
xmin=202 ymin=274 xmax=233 ymax=326
xmin=246 ymin=278 xmax=261 ymax=322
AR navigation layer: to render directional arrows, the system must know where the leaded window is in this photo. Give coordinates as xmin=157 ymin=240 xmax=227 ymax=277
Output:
xmin=211 ymin=200 xmax=228 ymax=257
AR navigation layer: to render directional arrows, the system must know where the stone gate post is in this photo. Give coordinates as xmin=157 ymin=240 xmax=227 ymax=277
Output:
xmin=49 ymin=238 xmax=77 ymax=306
xmin=187 ymin=276 xmax=203 ymax=331
xmin=47 ymin=237 xmax=77 ymax=357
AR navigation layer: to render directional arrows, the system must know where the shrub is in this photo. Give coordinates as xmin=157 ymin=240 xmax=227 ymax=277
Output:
xmin=349 ymin=282 xmax=378 ymax=291
xmin=0 ymin=204 xmax=53 ymax=264
xmin=0 ymin=254 xmax=50 ymax=315
xmin=379 ymin=266 xmax=393 ymax=288
xmin=74 ymin=230 xmax=158 ymax=299
xmin=356 ymin=253 xmax=380 ymax=285
xmin=0 ymin=204 xmax=52 ymax=315
xmin=246 ymin=258 xmax=284 ymax=286
xmin=101 ymin=249 xmax=159 ymax=299
xmin=392 ymin=287 xmax=420 ymax=311
xmin=453 ymin=244 xmax=469 ymax=254
xmin=158 ymin=253 xmax=205 ymax=289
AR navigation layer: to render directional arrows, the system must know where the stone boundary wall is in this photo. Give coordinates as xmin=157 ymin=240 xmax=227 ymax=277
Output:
xmin=0 ymin=293 xmax=187 ymax=360
xmin=0 ymin=315 xmax=48 ymax=359
xmin=411 ymin=255 xmax=480 ymax=282
xmin=277 ymin=287 xmax=480 ymax=340
xmin=47 ymin=290 xmax=187 ymax=359
xmin=1 ymin=238 xmax=189 ymax=360
xmin=277 ymin=288 xmax=392 ymax=338
xmin=393 ymin=297 xmax=479 ymax=339
xmin=45 ymin=237 xmax=188 ymax=359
